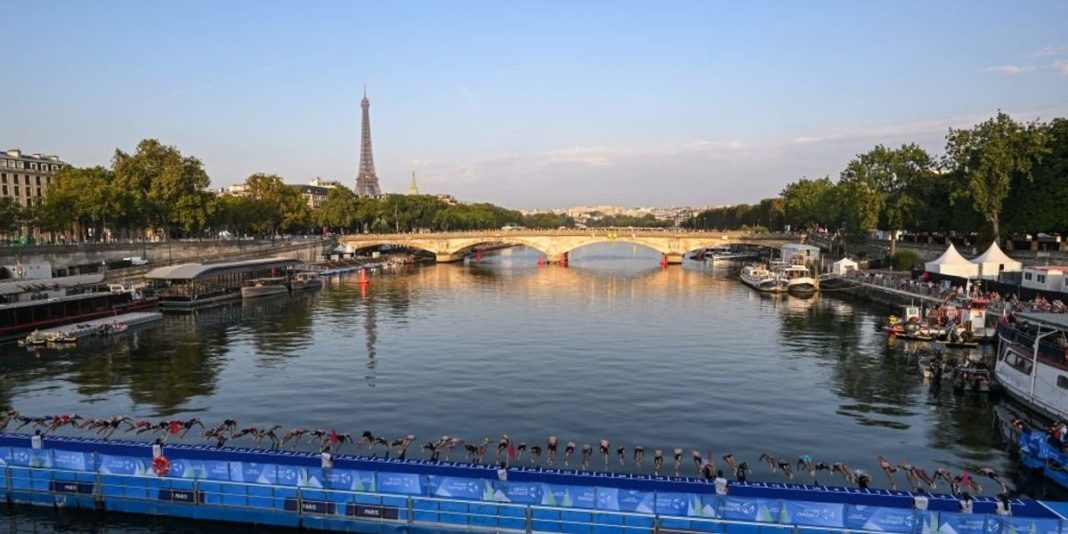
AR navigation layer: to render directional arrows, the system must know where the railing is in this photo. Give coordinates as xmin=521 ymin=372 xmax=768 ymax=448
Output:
xmin=3 ymin=464 xmax=1062 ymax=534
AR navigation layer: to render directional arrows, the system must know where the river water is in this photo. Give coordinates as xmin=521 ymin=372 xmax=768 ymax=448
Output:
xmin=0 ymin=244 xmax=1043 ymax=531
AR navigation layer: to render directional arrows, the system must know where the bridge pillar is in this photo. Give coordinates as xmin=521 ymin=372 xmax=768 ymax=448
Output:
xmin=664 ymin=253 xmax=683 ymax=265
xmin=435 ymin=252 xmax=464 ymax=263
xmin=546 ymin=252 xmax=568 ymax=264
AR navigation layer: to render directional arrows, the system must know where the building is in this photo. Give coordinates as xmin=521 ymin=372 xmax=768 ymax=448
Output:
xmin=1022 ymin=266 xmax=1068 ymax=293
xmin=310 ymin=177 xmax=343 ymax=189
xmin=354 ymin=88 xmax=382 ymax=197
xmin=408 ymin=171 xmax=419 ymax=195
xmin=781 ymin=243 xmax=821 ymax=265
xmin=0 ymin=149 xmax=67 ymax=209
xmin=287 ymin=184 xmax=333 ymax=209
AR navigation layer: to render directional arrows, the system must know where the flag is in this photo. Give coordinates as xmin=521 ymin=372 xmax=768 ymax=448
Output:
xmin=330 ymin=429 xmax=338 ymax=444
xmin=508 ymin=440 xmax=516 ymax=461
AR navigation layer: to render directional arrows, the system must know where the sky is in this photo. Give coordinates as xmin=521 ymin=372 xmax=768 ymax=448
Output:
xmin=3 ymin=1 xmax=1067 ymax=209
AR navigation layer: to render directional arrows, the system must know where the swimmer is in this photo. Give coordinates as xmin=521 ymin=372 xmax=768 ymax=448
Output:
xmin=231 ymin=426 xmax=260 ymax=441
xmin=357 ymin=431 xmax=375 ymax=449
xmin=396 ymin=434 xmax=417 ymax=460
xmin=256 ymin=425 xmax=283 ymax=449
xmin=956 ymin=472 xmax=982 ymax=494
xmin=774 ymin=460 xmax=793 ymax=480
xmin=125 ymin=419 xmax=152 ymax=434
xmin=203 ymin=427 xmax=229 ymax=447
xmin=634 ymin=446 xmax=645 ymax=468
xmin=445 ymin=437 xmax=463 ymax=461
xmin=0 ymin=410 xmax=19 ymax=431
xmin=617 ymin=446 xmax=627 ymax=466
xmin=722 ymin=454 xmax=738 ymax=476
xmin=600 ymin=439 xmax=611 ymax=468
xmin=797 ymin=455 xmax=815 ymax=478
xmin=854 ymin=470 xmax=871 ymax=490
xmin=736 ymin=462 xmax=751 ymax=482
xmin=653 ymin=449 xmax=664 ymax=475
xmin=935 ymin=468 xmax=957 ymax=493
xmin=497 ymin=435 xmax=509 ymax=463
xmin=581 ymin=443 xmax=593 ymax=471
xmin=832 ymin=463 xmax=854 ymax=483
xmin=179 ymin=418 xmax=204 ymax=438
xmin=282 ymin=428 xmax=310 ymax=449
xmin=333 ymin=432 xmax=354 ymax=452
xmin=220 ymin=419 xmax=238 ymax=436
xmin=673 ymin=448 xmax=683 ymax=477
xmin=978 ymin=467 xmax=1008 ymax=493
xmin=100 ymin=416 xmax=131 ymax=438
xmin=878 ymin=456 xmax=898 ymax=490
xmin=547 ymin=436 xmax=559 ymax=466
xmin=913 ymin=466 xmax=936 ymax=490
xmin=47 ymin=413 xmax=83 ymax=432
xmin=530 ymin=445 xmax=542 ymax=464
xmin=565 ymin=442 xmax=576 ymax=467
xmin=898 ymin=460 xmax=919 ymax=490
xmin=692 ymin=450 xmax=705 ymax=475
xmin=422 ymin=441 xmax=441 ymax=461
xmin=759 ymin=453 xmax=778 ymax=472
xmin=80 ymin=418 xmax=108 ymax=433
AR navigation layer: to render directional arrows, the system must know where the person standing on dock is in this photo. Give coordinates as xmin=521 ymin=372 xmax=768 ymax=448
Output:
xmin=152 ymin=439 xmax=163 ymax=459
xmin=958 ymin=492 xmax=974 ymax=514
xmin=320 ymin=445 xmax=334 ymax=470
xmin=31 ymin=430 xmax=42 ymax=450
xmin=714 ymin=470 xmax=729 ymax=496
xmin=912 ymin=488 xmax=929 ymax=511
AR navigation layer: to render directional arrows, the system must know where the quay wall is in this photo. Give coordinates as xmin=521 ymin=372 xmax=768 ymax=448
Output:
xmin=0 ymin=239 xmax=329 ymax=280
xmin=823 ymin=279 xmax=940 ymax=310
xmin=0 ymin=433 xmax=1060 ymax=534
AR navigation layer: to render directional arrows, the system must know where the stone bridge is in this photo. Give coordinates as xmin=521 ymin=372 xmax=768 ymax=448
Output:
xmin=339 ymin=230 xmax=801 ymax=264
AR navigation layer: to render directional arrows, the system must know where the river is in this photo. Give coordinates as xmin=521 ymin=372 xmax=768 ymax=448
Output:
xmin=0 ymin=243 xmax=1043 ymax=531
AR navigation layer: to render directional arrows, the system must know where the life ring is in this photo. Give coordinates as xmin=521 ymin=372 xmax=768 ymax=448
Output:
xmin=152 ymin=456 xmax=171 ymax=477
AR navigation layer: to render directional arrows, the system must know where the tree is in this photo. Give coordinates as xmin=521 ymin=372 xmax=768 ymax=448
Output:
xmin=1003 ymin=117 xmax=1068 ymax=235
xmin=839 ymin=144 xmax=935 ymax=255
xmin=112 ymin=139 xmax=213 ymax=238
xmin=36 ymin=166 xmax=119 ymax=240
xmin=836 ymin=180 xmax=879 ymax=244
xmin=315 ymin=187 xmax=359 ymax=232
xmin=242 ymin=173 xmax=311 ymax=235
xmin=944 ymin=112 xmax=1050 ymax=243
xmin=780 ymin=177 xmax=840 ymax=231
xmin=0 ymin=197 xmax=23 ymax=237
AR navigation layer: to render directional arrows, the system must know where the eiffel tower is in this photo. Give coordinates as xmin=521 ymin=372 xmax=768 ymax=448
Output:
xmin=355 ymin=87 xmax=382 ymax=197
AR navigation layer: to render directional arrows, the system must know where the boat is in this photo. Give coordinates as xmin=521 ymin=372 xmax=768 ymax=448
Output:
xmin=952 ymin=362 xmax=999 ymax=394
xmin=47 ymin=331 xmax=77 ymax=344
xmin=1 ymin=280 xmax=158 ymax=341
xmin=994 ymin=312 xmax=1068 ymax=421
xmin=16 ymin=330 xmax=49 ymax=347
xmin=146 ymin=257 xmax=300 ymax=308
xmin=781 ymin=264 xmax=818 ymax=296
xmin=288 ymin=271 xmax=323 ymax=291
xmin=739 ymin=264 xmax=786 ymax=293
xmin=96 ymin=322 xmax=129 ymax=337
xmin=241 ymin=277 xmax=289 ymax=298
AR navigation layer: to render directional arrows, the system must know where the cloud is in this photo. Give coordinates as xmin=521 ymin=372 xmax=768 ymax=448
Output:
xmin=1052 ymin=60 xmax=1068 ymax=76
xmin=983 ymin=64 xmax=1036 ymax=75
xmin=791 ymin=115 xmax=978 ymax=145
xmin=545 ymin=146 xmax=623 ymax=166
xmin=1033 ymin=45 xmax=1068 ymax=58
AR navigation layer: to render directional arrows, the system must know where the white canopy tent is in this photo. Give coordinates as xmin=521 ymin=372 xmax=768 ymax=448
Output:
xmin=832 ymin=258 xmax=858 ymax=275
xmin=924 ymin=243 xmax=979 ymax=278
xmin=970 ymin=241 xmax=1022 ymax=279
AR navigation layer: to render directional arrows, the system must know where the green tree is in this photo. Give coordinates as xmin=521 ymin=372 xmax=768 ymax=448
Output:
xmin=1003 ymin=117 xmax=1068 ymax=235
xmin=781 ymin=177 xmax=839 ymax=230
xmin=836 ymin=179 xmax=879 ymax=244
xmin=944 ymin=112 xmax=1050 ymax=243
xmin=0 ymin=197 xmax=24 ymax=237
xmin=315 ymin=187 xmax=360 ymax=232
xmin=243 ymin=173 xmax=311 ymax=235
xmin=112 ymin=139 xmax=213 ymax=238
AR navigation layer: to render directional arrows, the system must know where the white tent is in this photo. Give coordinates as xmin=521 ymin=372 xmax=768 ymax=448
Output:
xmin=832 ymin=257 xmax=858 ymax=275
xmin=924 ymin=243 xmax=979 ymax=278
xmin=333 ymin=244 xmax=356 ymax=254
xmin=970 ymin=241 xmax=1022 ymax=279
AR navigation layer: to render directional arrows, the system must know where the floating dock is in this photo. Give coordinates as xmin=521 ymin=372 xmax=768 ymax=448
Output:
xmin=2 ymin=433 xmax=1066 ymax=533
xmin=21 ymin=311 xmax=163 ymax=341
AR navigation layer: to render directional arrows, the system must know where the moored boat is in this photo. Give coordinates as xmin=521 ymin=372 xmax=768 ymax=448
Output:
xmin=994 ymin=312 xmax=1068 ymax=421
xmin=740 ymin=264 xmax=786 ymax=293
xmin=241 ymin=277 xmax=288 ymax=298
xmin=289 ymin=271 xmax=323 ymax=291
xmin=781 ymin=265 xmax=818 ymax=296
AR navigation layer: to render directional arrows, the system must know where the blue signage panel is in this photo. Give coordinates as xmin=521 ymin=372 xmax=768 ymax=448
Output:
xmin=783 ymin=500 xmax=845 ymax=528
xmin=598 ymin=487 xmax=654 ymax=513
xmin=844 ymin=504 xmax=918 ymax=532
xmin=230 ymin=461 xmax=277 ymax=484
xmin=655 ymin=491 xmax=700 ymax=517
xmin=939 ymin=511 xmax=987 ymax=534
xmin=276 ymin=464 xmax=304 ymax=486
xmin=427 ymin=475 xmax=491 ymax=500
xmin=720 ymin=496 xmax=784 ymax=523
xmin=494 ymin=481 xmax=544 ymax=505
xmin=988 ymin=517 xmax=1062 ymax=534
xmin=376 ymin=472 xmax=423 ymax=495
xmin=0 ymin=446 xmax=9 ymax=466
xmin=52 ymin=450 xmax=90 ymax=472
xmin=98 ymin=454 xmax=144 ymax=476
xmin=542 ymin=483 xmax=596 ymax=509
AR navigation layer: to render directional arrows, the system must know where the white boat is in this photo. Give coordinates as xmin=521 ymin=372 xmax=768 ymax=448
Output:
xmin=994 ymin=312 xmax=1068 ymax=420
xmin=241 ymin=277 xmax=288 ymax=299
xmin=740 ymin=264 xmax=787 ymax=293
xmin=781 ymin=264 xmax=818 ymax=296
xmin=289 ymin=271 xmax=323 ymax=291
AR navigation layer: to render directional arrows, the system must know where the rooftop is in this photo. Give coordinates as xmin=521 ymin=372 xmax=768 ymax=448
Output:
xmin=144 ymin=257 xmax=301 ymax=281
xmin=0 ymin=273 xmax=105 ymax=297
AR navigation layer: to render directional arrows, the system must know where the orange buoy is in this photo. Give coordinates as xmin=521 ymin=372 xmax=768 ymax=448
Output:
xmin=152 ymin=456 xmax=171 ymax=477
xmin=358 ymin=268 xmax=370 ymax=286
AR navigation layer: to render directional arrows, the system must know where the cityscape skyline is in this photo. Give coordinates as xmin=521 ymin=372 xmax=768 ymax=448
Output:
xmin=3 ymin=1 xmax=1068 ymax=209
